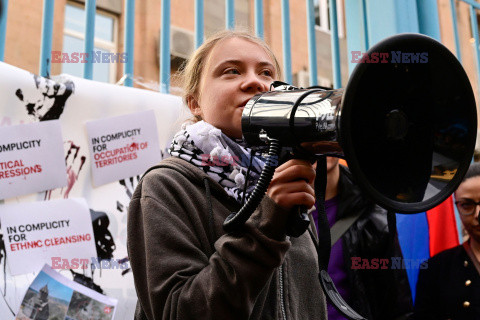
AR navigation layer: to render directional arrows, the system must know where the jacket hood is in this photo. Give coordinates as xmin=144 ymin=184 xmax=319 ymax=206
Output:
xmin=143 ymin=157 xmax=236 ymax=203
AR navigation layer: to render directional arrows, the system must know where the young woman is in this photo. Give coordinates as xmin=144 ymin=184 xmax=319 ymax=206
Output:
xmin=127 ymin=31 xmax=327 ymax=320
xmin=414 ymin=162 xmax=480 ymax=319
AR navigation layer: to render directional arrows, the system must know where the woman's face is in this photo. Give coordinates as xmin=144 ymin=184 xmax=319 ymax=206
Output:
xmin=189 ymin=37 xmax=276 ymax=138
xmin=455 ymin=176 xmax=480 ymax=243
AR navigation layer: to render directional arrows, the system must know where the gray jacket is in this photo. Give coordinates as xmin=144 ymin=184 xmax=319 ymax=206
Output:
xmin=127 ymin=157 xmax=326 ymax=320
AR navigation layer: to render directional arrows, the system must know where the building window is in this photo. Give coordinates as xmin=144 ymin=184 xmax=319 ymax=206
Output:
xmin=62 ymin=2 xmax=117 ymax=83
xmin=314 ymin=0 xmax=345 ymax=38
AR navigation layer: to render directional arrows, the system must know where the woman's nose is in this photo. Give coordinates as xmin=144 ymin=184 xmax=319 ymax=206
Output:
xmin=241 ymin=73 xmax=268 ymax=93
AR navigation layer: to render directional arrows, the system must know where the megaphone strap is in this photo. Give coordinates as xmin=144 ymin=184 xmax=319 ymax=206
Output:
xmin=310 ymin=155 xmax=367 ymax=320
xmin=288 ymin=89 xmax=333 ymax=157
xmin=319 ymin=270 xmax=366 ymax=320
xmin=314 ymin=156 xmax=331 ymax=271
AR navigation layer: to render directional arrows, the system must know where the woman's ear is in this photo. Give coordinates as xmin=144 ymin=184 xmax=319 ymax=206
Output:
xmin=187 ymin=96 xmax=202 ymax=116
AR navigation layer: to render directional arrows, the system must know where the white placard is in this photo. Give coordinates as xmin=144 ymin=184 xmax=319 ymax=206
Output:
xmin=0 ymin=120 xmax=67 ymax=200
xmin=16 ymin=264 xmax=117 ymax=320
xmin=86 ymin=110 xmax=161 ymax=186
xmin=0 ymin=62 xmax=187 ymax=320
xmin=1 ymin=198 xmax=97 ymax=276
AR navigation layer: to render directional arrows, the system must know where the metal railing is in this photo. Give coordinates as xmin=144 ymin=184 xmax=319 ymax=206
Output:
xmin=2 ymin=0 xmax=478 ymax=96
xmin=157 ymin=0 xmax=342 ymax=92
xmin=0 ymin=0 xmax=7 ymax=61
xmin=451 ymin=0 xmax=480 ymax=93
xmin=0 ymin=0 xmax=342 ymax=93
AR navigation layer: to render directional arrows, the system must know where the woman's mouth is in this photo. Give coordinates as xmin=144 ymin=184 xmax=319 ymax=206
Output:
xmin=238 ymin=99 xmax=251 ymax=108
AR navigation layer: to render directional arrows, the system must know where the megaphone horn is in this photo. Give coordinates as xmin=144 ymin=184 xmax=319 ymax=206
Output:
xmin=237 ymin=33 xmax=477 ymax=215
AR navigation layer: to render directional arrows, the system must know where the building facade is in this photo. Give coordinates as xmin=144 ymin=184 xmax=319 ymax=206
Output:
xmin=1 ymin=0 xmax=351 ymax=93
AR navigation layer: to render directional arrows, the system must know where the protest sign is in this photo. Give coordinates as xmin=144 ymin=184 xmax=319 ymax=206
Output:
xmin=0 ymin=62 xmax=187 ymax=320
xmin=16 ymin=264 xmax=117 ymax=320
xmin=1 ymin=198 xmax=97 ymax=275
xmin=0 ymin=120 xmax=67 ymax=200
xmin=86 ymin=110 xmax=161 ymax=186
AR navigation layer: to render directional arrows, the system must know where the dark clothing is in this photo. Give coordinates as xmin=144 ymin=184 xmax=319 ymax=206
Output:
xmin=325 ymin=196 xmax=352 ymax=320
xmin=333 ymin=165 xmax=413 ymax=320
xmin=127 ymin=157 xmax=327 ymax=320
xmin=414 ymin=244 xmax=480 ymax=320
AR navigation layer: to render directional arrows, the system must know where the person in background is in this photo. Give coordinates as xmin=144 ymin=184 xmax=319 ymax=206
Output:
xmin=127 ymin=30 xmax=327 ymax=320
xmin=414 ymin=162 xmax=480 ymax=320
xmin=310 ymin=157 xmax=413 ymax=320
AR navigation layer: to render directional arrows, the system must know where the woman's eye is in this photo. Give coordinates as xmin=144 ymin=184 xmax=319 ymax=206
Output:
xmin=261 ymin=70 xmax=273 ymax=77
xmin=225 ymin=69 xmax=240 ymax=75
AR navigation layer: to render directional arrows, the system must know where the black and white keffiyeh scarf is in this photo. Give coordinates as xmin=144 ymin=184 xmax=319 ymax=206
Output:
xmin=169 ymin=121 xmax=265 ymax=203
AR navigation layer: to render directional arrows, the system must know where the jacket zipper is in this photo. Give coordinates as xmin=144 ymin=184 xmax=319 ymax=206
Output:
xmin=279 ymin=265 xmax=287 ymax=320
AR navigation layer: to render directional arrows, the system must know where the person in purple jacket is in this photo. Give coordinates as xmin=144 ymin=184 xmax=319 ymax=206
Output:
xmin=310 ymin=157 xmax=413 ymax=320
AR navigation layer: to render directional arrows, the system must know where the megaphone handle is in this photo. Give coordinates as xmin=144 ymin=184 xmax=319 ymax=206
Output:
xmin=279 ymin=147 xmax=315 ymax=237
xmin=286 ymin=205 xmax=311 ymax=237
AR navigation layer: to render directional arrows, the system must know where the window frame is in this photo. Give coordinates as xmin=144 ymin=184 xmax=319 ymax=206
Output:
xmin=314 ymin=0 xmax=345 ymax=38
xmin=62 ymin=1 xmax=118 ymax=83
